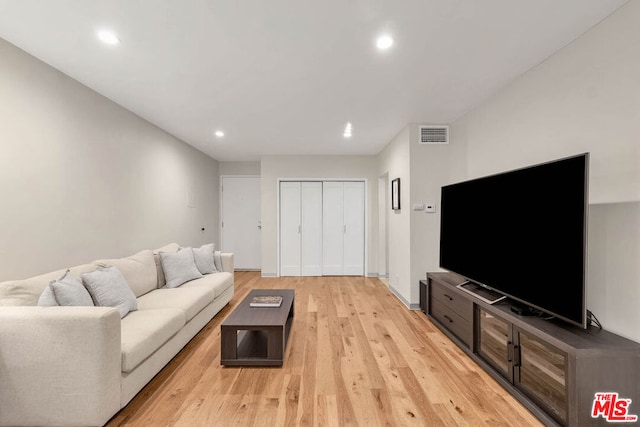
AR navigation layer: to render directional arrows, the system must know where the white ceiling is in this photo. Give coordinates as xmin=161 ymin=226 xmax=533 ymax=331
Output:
xmin=0 ymin=0 xmax=627 ymax=161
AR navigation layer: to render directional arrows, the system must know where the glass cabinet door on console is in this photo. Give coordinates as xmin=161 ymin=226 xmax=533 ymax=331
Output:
xmin=477 ymin=308 xmax=513 ymax=381
xmin=516 ymin=329 xmax=568 ymax=426
xmin=477 ymin=306 xmax=570 ymax=427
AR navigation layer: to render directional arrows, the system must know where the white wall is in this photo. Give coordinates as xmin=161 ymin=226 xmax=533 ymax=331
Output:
xmin=377 ymin=128 xmax=412 ymax=305
xmin=408 ymin=124 xmax=465 ymax=305
xmin=376 ymin=124 xmax=465 ymax=307
xmin=218 ymin=161 xmax=261 ymax=176
xmin=450 ymin=1 xmax=640 ymax=341
xmin=454 ymin=2 xmax=639 ymax=203
xmin=260 ymin=155 xmax=377 ymax=276
xmin=376 ymin=173 xmax=389 ymax=279
xmin=588 ymin=202 xmax=640 ymax=341
xmin=0 ymin=38 xmax=219 ymax=281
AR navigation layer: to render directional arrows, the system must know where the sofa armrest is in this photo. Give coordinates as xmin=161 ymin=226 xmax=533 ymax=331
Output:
xmin=0 ymin=306 xmax=121 ymax=426
xmin=221 ymin=252 xmax=234 ymax=273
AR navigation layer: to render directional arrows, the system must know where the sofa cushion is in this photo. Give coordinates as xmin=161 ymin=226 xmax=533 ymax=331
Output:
xmin=49 ymin=270 xmax=94 ymax=306
xmin=192 ymin=243 xmax=216 ymax=274
xmin=93 ymin=250 xmax=157 ymax=298
xmin=153 ymin=243 xmax=180 ymax=288
xmin=159 ymin=249 xmax=203 ymax=288
xmin=0 ymin=263 xmax=96 ymax=306
xmin=82 ymin=267 xmax=137 ymax=318
xmin=181 ymin=272 xmax=233 ymax=299
xmin=120 ymin=308 xmax=185 ymax=373
xmin=136 ymin=285 xmax=215 ymax=322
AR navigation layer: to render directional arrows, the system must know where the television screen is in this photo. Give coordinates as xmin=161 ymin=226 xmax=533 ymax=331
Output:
xmin=439 ymin=153 xmax=589 ymax=328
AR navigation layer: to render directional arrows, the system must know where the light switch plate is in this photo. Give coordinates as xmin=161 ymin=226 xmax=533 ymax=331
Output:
xmin=425 ymin=203 xmax=436 ymax=213
xmin=412 ymin=203 xmax=425 ymax=211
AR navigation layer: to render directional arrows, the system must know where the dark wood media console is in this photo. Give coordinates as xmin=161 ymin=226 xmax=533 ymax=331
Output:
xmin=421 ymin=272 xmax=640 ymax=427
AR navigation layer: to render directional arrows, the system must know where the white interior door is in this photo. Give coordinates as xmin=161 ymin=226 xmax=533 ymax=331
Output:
xmin=280 ymin=182 xmax=301 ymax=276
xmin=301 ymin=182 xmax=323 ymax=276
xmin=221 ymin=176 xmax=261 ymax=270
xmin=322 ymin=182 xmax=345 ymax=275
xmin=343 ymin=181 xmax=365 ymax=275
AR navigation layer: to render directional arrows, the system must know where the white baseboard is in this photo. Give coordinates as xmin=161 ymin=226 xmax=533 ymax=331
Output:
xmin=389 ymin=284 xmax=421 ymax=310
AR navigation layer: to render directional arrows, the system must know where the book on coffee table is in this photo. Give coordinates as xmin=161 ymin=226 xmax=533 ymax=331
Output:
xmin=249 ymin=295 xmax=283 ymax=308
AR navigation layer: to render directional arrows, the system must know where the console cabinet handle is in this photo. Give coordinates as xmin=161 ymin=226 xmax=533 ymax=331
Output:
xmin=443 ymin=294 xmax=453 ymax=301
xmin=514 ymin=345 xmax=521 ymax=367
xmin=443 ymin=315 xmax=453 ymax=323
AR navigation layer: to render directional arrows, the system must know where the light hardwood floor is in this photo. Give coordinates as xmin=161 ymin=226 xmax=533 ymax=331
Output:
xmin=107 ymin=272 xmax=542 ymax=426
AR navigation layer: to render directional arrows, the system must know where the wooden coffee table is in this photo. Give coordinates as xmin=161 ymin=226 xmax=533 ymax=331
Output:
xmin=220 ymin=289 xmax=294 ymax=366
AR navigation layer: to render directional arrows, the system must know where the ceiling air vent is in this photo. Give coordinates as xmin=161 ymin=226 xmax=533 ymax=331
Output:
xmin=419 ymin=125 xmax=449 ymax=145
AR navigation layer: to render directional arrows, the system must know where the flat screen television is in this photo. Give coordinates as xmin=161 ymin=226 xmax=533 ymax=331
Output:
xmin=439 ymin=153 xmax=589 ymax=328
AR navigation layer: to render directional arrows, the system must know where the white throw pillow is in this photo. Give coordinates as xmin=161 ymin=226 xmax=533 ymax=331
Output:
xmin=49 ymin=270 xmax=94 ymax=306
xmin=192 ymin=243 xmax=216 ymax=274
xmin=160 ymin=248 xmax=203 ymax=288
xmin=82 ymin=266 xmax=137 ymax=318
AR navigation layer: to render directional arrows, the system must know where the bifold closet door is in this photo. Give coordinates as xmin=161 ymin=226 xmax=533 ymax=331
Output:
xmin=280 ymin=182 xmax=301 ymax=276
xmin=343 ymin=181 xmax=365 ymax=275
xmin=301 ymin=182 xmax=323 ymax=276
xmin=322 ymin=182 xmax=344 ymax=275
xmin=280 ymin=181 xmax=323 ymax=276
xmin=322 ymin=181 xmax=365 ymax=276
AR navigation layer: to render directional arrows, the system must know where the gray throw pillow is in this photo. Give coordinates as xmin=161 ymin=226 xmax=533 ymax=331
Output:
xmin=37 ymin=285 xmax=59 ymax=307
xmin=192 ymin=243 xmax=216 ymax=274
xmin=160 ymin=248 xmax=203 ymax=288
xmin=82 ymin=266 xmax=137 ymax=318
xmin=49 ymin=270 xmax=94 ymax=306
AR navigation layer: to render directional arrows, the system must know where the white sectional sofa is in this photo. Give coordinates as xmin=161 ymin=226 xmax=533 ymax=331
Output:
xmin=0 ymin=243 xmax=234 ymax=426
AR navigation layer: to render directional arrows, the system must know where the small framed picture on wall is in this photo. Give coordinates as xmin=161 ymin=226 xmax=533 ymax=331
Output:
xmin=391 ymin=178 xmax=401 ymax=210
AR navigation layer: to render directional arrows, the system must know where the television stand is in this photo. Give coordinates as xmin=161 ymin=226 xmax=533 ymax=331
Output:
xmin=423 ymin=272 xmax=640 ymax=427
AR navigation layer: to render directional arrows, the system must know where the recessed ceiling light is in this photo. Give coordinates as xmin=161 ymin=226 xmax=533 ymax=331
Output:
xmin=343 ymin=122 xmax=353 ymax=138
xmin=376 ymin=34 xmax=394 ymax=50
xmin=214 ymin=130 xmax=225 ymax=138
xmin=97 ymin=30 xmax=120 ymax=45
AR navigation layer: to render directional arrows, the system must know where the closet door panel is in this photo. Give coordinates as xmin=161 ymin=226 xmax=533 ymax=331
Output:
xmin=322 ymin=182 xmax=344 ymax=275
xmin=301 ymin=182 xmax=323 ymax=276
xmin=343 ymin=181 xmax=365 ymax=275
xmin=280 ymin=182 xmax=301 ymax=276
